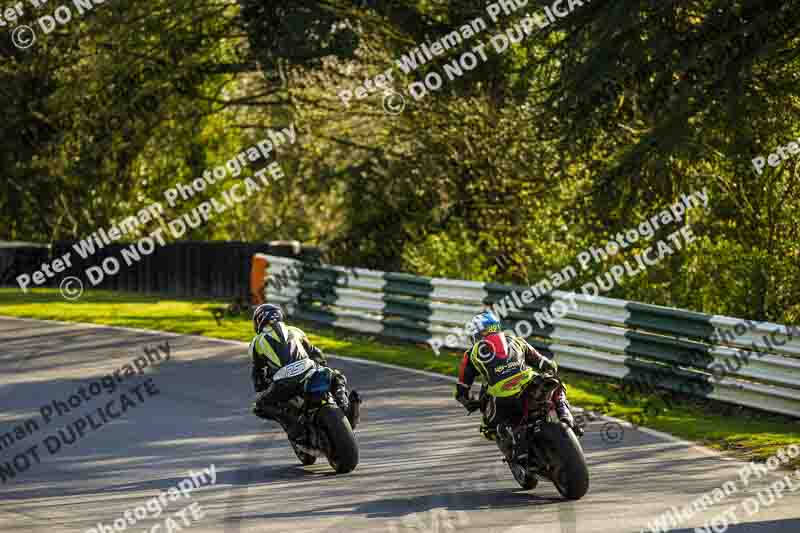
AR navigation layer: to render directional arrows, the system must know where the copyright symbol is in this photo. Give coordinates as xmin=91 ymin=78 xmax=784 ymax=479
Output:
xmin=382 ymin=90 xmax=405 ymax=115
xmin=476 ymin=341 xmax=495 ymax=363
xmin=601 ymin=422 xmax=624 ymax=443
xmin=12 ymin=25 xmax=36 ymax=49
xmin=60 ymin=277 xmax=84 ymax=301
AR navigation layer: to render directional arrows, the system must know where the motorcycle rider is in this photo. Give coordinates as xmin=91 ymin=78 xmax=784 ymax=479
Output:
xmin=455 ymin=310 xmax=578 ymax=456
xmin=249 ymin=304 xmax=360 ymax=442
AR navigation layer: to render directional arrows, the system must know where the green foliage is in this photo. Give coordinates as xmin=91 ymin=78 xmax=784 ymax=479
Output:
xmin=402 ymin=222 xmax=498 ymax=281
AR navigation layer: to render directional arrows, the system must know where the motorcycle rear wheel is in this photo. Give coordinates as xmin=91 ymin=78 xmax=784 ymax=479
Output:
xmin=317 ymin=405 xmax=359 ymax=473
xmin=537 ymin=422 xmax=589 ymax=500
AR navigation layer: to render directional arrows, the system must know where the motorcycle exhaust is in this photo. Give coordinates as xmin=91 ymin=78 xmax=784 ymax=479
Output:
xmin=294 ymin=443 xmax=327 ymax=458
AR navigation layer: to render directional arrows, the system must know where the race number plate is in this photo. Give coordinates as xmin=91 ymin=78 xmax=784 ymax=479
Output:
xmin=274 ymin=359 xmax=315 ymax=381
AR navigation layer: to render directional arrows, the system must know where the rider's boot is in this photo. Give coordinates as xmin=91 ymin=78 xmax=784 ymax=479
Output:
xmin=252 ymin=391 xmax=272 ymax=420
xmin=480 ymin=421 xmax=497 ymax=441
xmin=346 ymin=390 xmax=362 ymax=429
xmin=285 ymin=420 xmax=306 ymax=443
xmin=332 ymin=372 xmax=361 ymax=429
xmin=554 ymin=392 xmax=584 ymax=436
xmin=253 ymin=403 xmax=271 ymax=420
xmin=256 ymin=403 xmax=306 ymax=442
xmin=275 ymin=410 xmax=308 ymax=443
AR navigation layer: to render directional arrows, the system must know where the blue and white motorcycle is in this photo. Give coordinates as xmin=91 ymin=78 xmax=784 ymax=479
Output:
xmin=270 ymin=359 xmax=360 ymax=473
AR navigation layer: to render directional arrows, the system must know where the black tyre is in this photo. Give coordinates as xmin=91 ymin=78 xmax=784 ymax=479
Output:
xmin=537 ymin=422 xmax=589 ymax=500
xmin=317 ymin=405 xmax=359 ymax=473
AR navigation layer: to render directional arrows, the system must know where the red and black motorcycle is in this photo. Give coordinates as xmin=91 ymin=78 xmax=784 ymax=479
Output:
xmin=467 ymin=372 xmax=589 ymax=499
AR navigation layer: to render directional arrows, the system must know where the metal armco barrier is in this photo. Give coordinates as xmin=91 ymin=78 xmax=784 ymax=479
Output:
xmin=255 ymin=254 xmax=800 ymax=418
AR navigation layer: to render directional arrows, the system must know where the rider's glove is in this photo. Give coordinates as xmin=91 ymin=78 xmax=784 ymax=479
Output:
xmin=458 ymin=397 xmax=474 ymax=412
xmin=457 ymin=396 xmax=480 ymax=414
xmin=456 ymin=387 xmax=481 ymax=414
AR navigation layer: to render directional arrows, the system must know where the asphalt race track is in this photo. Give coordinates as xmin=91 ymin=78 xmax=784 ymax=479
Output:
xmin=0 ymin=317 xmax=798 ymax=533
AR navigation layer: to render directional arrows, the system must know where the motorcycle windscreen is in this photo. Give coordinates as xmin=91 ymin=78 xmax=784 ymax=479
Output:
xmin=304 ymin=367 xmax=333 ymax=394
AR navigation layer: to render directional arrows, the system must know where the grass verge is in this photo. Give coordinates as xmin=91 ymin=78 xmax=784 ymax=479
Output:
xmin=1 ymin=288 xmax=798 ymax=468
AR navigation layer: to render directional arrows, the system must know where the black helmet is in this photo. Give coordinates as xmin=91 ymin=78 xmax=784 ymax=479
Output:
xmin=253 ymin=303 xmax=284 ymax=334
